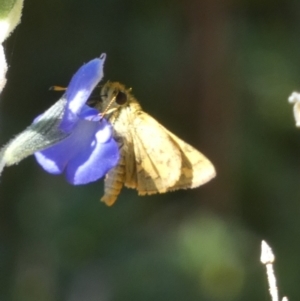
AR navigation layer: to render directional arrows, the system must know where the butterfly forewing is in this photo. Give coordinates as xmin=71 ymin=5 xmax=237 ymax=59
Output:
xmin=164 ymin=129 xmax=216 ymax=189
xmin=131 ymin=112 xmax=182 ymax=194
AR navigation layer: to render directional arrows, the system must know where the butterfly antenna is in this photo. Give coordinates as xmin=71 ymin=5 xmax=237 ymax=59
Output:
xmin=49 ymin=85 xmax=67 ymax=91
xmin=100 ymin=95 xmax=116 ymax=120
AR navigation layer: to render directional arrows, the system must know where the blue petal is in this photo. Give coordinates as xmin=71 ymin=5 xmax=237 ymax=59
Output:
xmin=66 ymin=138 xmax=119 ymax=185
xmin=35 ymin=118 xmax=119 ymax=184
xmin=65 ymin=119 xmax=119 ymax=185
xmin=60 ymin=53 xmax=106 ymax=132
xmin=34 ymin=142 xmax=70 ymax=174
xmin=78 ymin=105 xmax=101 ymax=121
xmin=34 ymin=131 xmax=80 ymax=174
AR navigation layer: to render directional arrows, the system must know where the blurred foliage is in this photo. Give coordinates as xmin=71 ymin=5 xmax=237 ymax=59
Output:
xmin=0 ymin=0 xmax=300 ymax=300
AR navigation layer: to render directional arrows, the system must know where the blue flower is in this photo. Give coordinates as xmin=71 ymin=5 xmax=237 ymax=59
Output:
xmin=34 ymin=54 xmax=119 ymax=185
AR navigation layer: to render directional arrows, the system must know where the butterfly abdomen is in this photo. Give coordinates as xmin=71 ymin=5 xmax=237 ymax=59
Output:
xmin=101 ymin=155 xmax=126 ymax=206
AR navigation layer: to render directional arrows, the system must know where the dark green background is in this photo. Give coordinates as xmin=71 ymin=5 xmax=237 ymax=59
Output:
xmin=0 ymin=0 xmax=299 ymax=300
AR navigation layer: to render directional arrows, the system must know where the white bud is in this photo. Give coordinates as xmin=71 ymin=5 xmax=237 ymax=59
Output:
xmin=288 ymin=92 xmax=300 ymax=127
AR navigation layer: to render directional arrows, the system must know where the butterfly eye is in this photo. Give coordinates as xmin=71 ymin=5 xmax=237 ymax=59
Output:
xmin=115 ymin=91 xmax=127 ymax=105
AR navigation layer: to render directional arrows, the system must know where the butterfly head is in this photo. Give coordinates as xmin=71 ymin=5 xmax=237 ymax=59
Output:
xmin=100 ymin=82 xmax=134 ymax=115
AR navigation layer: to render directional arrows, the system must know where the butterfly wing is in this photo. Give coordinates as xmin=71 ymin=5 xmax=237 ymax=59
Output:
xmin=122 ymin=136 xmax=138 ymax=189
xmin=126 ymin=112 xmax=215 ymax=195
xmin=101 ymin=109 xmax=182 ymax=203
xmin=164 ymin=129 xmax=216 ymax=190
xmin=128 ymin=111 xmax=182 ymax=195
